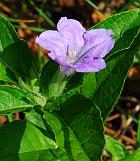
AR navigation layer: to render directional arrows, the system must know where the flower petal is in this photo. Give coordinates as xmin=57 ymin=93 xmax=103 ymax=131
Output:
xmin=36 ymin=30 xmax=67 ymax=59
xmin=75 ymin=57 xmax=106 ymax=72
xmin=57 ymin=17 xmax=85 ymax=33
xmin=80 ymin=29 xmax=115 ymax=58
xmin=48 ymin=52 xmax=69 ymax=66
xmin=57 ymin=17 xmax=86 ymax=53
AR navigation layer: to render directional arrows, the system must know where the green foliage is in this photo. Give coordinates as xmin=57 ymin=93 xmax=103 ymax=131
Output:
xmin=120 ymin=148 xmax=140 ymax=161
xmin=133 ymin=33 xmax=140 ymax=64
xmin=44 ymin=111 xmax=90 ymax=161
xmin=40 ymin=60 xmax=67 ymax=98
xmin=72 ymin=9 xmax=140 ymax=120
xmin=25 ymin=109 xmax=46 ymax=130
xmin=0 ymin=17 xmax=38 ymax=91
xmin=136 ymin=115 xmax=140 ymax=147
xmin=105 ymin=135 xmax=128 ymax=161
xmin=0 ymin=8 xmax=140 ymax=161
xmin=57 ymin=94 xmax=104 ymax=160
xmin=40 ymin=60 xmax=59 ymax=95
xmin=0 ymin=121 xmax=58 ymax=161
xmin=92 ymin=9 xmax=140 ymax=41
xmin=105 ymin=136 xmax=140 ymax=161
xmin=0 ymin=61 xmax=16 ymax=83
xmin=0 ymin=85 xmax=33 ymax=114
xmin=89 ymin=40 xmax=137 ymax=120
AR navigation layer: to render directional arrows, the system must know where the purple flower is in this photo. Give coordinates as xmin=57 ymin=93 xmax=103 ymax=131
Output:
xmin=36 ymin=17 xmax=115 ymax=76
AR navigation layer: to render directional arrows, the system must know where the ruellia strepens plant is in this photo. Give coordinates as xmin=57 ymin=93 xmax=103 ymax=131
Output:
xmin=0 ymin=8 xmax=140 ymax=161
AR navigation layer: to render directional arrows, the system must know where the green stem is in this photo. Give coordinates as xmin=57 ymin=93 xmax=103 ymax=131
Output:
xmin=116 ymin=105 xmax=138 ymax=123
xmin=5 ymin=17 xmax=34 ymax=23
xmin=28 ymin=0 xmax=55 ymax=27
xmin=85 ymin=0 xmax=100 ymax=10
xmin=13 ymin=25 xmax=45 ymax=32
xmin=7 ymin=114 xmax=13 ymax=122
xmin=136 ymin=114 xmax=140 ymax=147
xmin=49 ymin=69 xmax=66 ymax=99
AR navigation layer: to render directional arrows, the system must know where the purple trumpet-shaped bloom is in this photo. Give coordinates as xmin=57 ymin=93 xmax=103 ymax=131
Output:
xmin=36 ymin=17 xmax=115 ymax=76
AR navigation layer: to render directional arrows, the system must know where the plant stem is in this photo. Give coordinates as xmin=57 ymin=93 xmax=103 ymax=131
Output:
xmin=13 ymin=25 xmax=45 ymax=32
xmin=136 ymin=115 xmax=140 ymax=147
xmin=28 ymin=0 xmax=55 ymax=27
xmin=85 ymin=0 xmax=100 ymax=10
xmin=7 ymin=114 xmax=13 ymax=122
xmin=5 ymin=17 xmax=35 ymax=23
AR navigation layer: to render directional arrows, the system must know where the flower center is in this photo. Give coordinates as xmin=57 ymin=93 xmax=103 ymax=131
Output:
xmin=65 ymin=51 xmax=77 ymax=64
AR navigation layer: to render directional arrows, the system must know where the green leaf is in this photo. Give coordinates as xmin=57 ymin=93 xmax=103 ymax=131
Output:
xmin=80 ymin=27 xmax=138 ymax=96
xmin=92 ymin=9 xmax=140 ymax=41
xmin=0 ymin=17 xmax=38 ymax=88
xmin=120 ymin=148 xmax=140 ymax=161
xmin=67 ymin=9 xmax=140 ymax=91
xmin=65 ymin=10 xmax=140 ymax=121
xmin=79 ymin=9 xmax=140 ymax=120
xmin=0 ymin=62 xmax=16 ymax=83
xmin=133 ymin=33 xmax=140 ymax=64
xmin=25 ymin=109 xmax=46 ymax=130
xmin=105 ymin=135 xmax=128 ymax=161
xmin=40 ymin=60 xmax=66 ymax=98
xmin=57 ymin=94 xmax=105 ymax=161
xmin=44 ymin=111 xmax=90 ymax=161
xmin=81 ymin=41 xmax=136 ymax=120
xmin=40 ymin=60 xmax=59 ymax=95
xmin=0 ymin=120 xmax=58 ymax=161
xmin=0 ymin=85 xmax=33 ymax=114
xmin=136 ymin=115 xmax=140 ymax=147
xmin=107 ymin=27 xmax=139 ymax=60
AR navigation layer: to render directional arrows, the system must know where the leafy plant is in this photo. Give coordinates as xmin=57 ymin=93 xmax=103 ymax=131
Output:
xmin=0 ymin=8 xmax=140 ymax=161
xmin=105 ymin=135 xmax=140 ymax=161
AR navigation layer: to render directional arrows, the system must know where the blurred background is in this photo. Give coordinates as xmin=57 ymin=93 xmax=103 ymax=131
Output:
xmin=0 ymin=0 xmax=140 ymax=160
